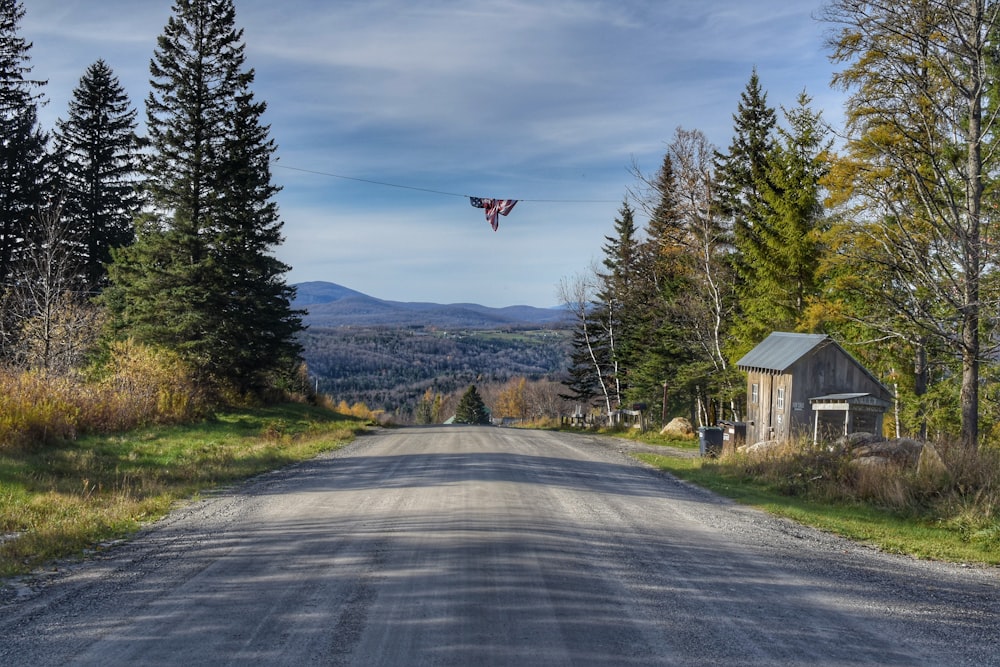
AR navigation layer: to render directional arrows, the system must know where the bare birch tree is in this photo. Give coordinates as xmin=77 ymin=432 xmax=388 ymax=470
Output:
xmin=4 ymin=200 xmax=101 ymax=373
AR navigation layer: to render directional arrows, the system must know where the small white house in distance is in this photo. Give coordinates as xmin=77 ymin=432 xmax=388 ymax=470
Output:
xmin=736 ymin=332 xmax=893 ymax=445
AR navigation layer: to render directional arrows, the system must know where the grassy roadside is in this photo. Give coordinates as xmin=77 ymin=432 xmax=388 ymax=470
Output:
xmin=629 ymin=442 xmax=1000 ymax=567
xmin=0 ymin=403 xmax=363 ymax=578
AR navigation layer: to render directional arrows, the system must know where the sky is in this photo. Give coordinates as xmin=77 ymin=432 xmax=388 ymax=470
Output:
xmin=22 ymin=0 xmax=845 ymax=308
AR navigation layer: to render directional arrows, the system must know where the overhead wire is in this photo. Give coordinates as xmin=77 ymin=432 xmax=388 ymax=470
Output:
xmin=272 ymin=163 xmax=619 ymax=203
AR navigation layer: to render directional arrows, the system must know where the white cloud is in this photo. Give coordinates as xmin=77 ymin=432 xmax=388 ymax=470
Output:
xmin=22 ymin=0 xmax=845 ymax=307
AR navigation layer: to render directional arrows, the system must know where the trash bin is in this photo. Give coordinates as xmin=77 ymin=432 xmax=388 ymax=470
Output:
xmin=719 ymin=420 xmax=747 ymax=448
xmin=698 ymin=426 xmax=724 ymax=457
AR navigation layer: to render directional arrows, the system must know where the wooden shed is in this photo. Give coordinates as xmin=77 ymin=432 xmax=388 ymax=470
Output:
xmin=736 ymin=332 xmax=893 ymax=444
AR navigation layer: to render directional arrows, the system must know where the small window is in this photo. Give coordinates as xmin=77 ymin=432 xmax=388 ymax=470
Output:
xmin=751 ymin=383 xmax=759 ymax=405
xmin=776 ymin=387 xmax=785 ymax=410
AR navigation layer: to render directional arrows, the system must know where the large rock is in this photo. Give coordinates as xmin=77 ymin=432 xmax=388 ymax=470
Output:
xmin=737 ymin=440 xmax=784 ymax=456
xmin=661 ymin=417 xmax=694 ymax=439
xmin=917 ymin=442 xmax=950 ymax=485
xmin=852 ymin=438 xmax=923 ymax=467
xmin=835 ymin=431 xmax=886 ymax=451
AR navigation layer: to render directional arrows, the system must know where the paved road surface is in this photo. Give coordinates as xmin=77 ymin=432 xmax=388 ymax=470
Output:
xmin=1 ymin=426 xmax=997 ymax=665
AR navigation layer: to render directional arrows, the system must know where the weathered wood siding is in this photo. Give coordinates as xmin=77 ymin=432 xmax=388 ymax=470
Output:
xmin=744 ymin=340 xmax=892 ymax=444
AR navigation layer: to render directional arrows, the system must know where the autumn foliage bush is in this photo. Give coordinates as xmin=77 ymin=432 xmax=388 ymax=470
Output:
xmin=0 ymin=340 xmax=209 ymax=451
xmin=717 ymin=438 xmax=1000 ymax=548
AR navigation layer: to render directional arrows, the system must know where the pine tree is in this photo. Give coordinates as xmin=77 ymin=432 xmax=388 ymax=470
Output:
xmin=594 ymin=200 xmax=641 ymax=406
xmin=559 ymin=324 xmax=604 ymax=407
xmin=756 ymin=93 xmax=829 ymax=326
xmin=558 ymin=271 xmax=616 ymax=415
xmin=454 ymin=385 xmax=490 ymax=424
xmin=205 ymin=88 xmax=303 ymax=394
xmin=0 ymin=0 xmax=48 ymax=287
xmin=636 ymin=130 xmax=739 ymax=425
xmin=103 ymin=0 xmax=302 ymax=396
xmin=726 ymin=92 xmax=828 ymax=356
xmin=715 ymin=70 xmax=777 ymax=272
xmin=714 ymin=70 xmax=778 ymax=358
xmin=53 ymin=59 xmax=140 ymax=290
xmin=624 ymin=153 xmax=691 ymax=422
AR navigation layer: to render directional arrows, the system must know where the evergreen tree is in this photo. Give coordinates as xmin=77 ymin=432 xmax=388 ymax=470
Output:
xmin=594 ymin=200 xmax=641 ymax=406
xmin=714 ymin=70 xmax=778 ymax=358
xmin=756 ymin=93 xmax=829 ymax=326
xmin=206 ymin=87 xmax=303 ymax=393
xmin=454 ymin=385 xmax=490 ymax=424
xmin=103 ymin=0 xmax=302 ymax=396
xmin=558 ymin=271 xmax=616 ymax=414
xmin=642 ymin=129 xmax=739 ymax=425
xmin=729 ymin=93 xmax=829 ymax=353
xmin=53 ymin=59 xmax=140 ymax=290
xmin=628 ymin=152 xmax=695 ymax=423
xmin=0 ymin=0 xmax=47 ymax=287
xmin=559 ymin=323 xmax=604 ymax=407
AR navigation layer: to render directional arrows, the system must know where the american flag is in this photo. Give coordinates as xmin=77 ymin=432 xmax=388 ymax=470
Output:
xmin=469 ymin=197 xmax=518 ymax=231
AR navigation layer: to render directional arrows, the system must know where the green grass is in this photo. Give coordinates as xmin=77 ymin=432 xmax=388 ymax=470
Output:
xmin=0 ymin=403 xmax=363 ymax=577
xmin=635 ymin=452 xmax=1000 ymax=566
xmin=617 ymin=428 xmax=700 ymax=451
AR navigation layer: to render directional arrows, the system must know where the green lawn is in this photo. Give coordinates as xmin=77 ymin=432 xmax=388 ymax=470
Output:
xmin=0 ymin=403 xmax=362 ymax=577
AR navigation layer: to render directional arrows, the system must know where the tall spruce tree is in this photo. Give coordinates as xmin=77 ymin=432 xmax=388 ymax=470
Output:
xmin=756 ymin=93 xmax=829 ymax=328
xmin=728 ymin=93 xmax=829 ymax=354
xmin=208 ymin=88 xmax=303 ymax=393
xmin=629 ymin=153 xmax=692 ymax=423
xmin=594 ymin=200 xmax=641 ymax=406
xmin=0 ymin=0 xmax=47 ymax=287
xmin=714 ymin=70 xmax=778 ymax=358
xmin=104 ymin=0 xmax=302 ymax=395
xmin=559 ymin=324 xmax=604 ymax=408
xmin=558 ymin=271 xmax=614 ymax=414
xmin=53 ymin=60 xmax=140 ymax=290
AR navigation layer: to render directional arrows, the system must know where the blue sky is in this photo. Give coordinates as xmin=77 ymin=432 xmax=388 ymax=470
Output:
xmin=23 ymin=0 xmax=843 ymax=308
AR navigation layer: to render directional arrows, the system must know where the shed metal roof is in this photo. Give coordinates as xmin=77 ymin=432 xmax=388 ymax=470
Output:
xmin=809 ymin=392 xmax=870 ymax=401
xmin=809 ymin=392 xmax=891 ymax=407
xmin=736 ymin=332 xmax=831 ymax=372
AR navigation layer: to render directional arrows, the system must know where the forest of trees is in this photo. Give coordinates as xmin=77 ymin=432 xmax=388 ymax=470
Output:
xmin=6 ymin=0 xmax=1000 ymax=452
xmin=300 ymin=326 xmax=571 ymax=422
xmin=563 ymin=2 xmax=1000 ymax=451
xmin=0 ymin=0 xmax=303 ymax=402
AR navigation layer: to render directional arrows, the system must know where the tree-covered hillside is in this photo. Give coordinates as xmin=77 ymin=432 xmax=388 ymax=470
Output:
xmin=300 ymin=326 xmax=571 ymax=419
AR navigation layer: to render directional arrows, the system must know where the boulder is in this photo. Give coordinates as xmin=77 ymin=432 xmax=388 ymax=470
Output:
xmin=916 ymin=442 xmax=950 ymax=485
xmin=850 ymin=455 xmax=893 ymax=468
xmin=661 ymin=417 xmax=695 ymax=439
xmin=835 ymin=431 xmax=885 ymax=451
xmin=737 ymin=440 xmax=784 ymax=456
xmin=852 ymin=438 xmax=923 ymax=467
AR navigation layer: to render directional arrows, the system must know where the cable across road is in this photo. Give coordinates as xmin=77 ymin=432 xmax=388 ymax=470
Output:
xmin=272 ymin=163 xmax=619 ymax=203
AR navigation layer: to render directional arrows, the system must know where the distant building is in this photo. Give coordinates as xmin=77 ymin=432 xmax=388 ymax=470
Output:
xmin=736 ymin=332 xmax=893 ymax=444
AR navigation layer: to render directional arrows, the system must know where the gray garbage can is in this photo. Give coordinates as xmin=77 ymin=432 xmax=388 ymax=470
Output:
xmin=698 ymin=426 xmax=724 ymax=457
xmin=719 ymin=420 xmax=746 ymax=447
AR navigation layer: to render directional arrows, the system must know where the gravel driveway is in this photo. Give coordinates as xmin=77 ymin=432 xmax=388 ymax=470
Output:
xmin=1 ymin=426 xmax=997 ymax=665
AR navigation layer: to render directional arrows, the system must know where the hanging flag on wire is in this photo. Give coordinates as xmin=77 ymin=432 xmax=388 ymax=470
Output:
xmin=470 ymin=197 xmax=518 ymax=231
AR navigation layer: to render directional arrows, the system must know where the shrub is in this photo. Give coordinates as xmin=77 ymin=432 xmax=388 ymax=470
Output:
xmin=0 ymin=340 xmax=213 ymax=451
xmin=96 ymin=339 xmax=209 ymax=426
xmin=0 ymin=370 xmax=80 ymax=450
xmin=716 ymin=437 xmax=1000 ymax=538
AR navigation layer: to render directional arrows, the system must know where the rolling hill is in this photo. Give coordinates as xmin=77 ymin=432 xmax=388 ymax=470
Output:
xmin=293 ymin=281 xmax=570 ymax=329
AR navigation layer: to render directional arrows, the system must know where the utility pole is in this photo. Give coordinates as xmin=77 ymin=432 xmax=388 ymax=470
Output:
xmin=661 ymin=381 xmax=669 ymax=425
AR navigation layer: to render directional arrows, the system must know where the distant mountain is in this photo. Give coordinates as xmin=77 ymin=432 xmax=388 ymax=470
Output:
xmin=292 ymin=281 xmax=570 ymax=329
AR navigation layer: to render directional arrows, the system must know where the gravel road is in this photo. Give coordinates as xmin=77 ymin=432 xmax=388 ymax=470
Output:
xmin=1 ymin=426 xmax=997 ymax=666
